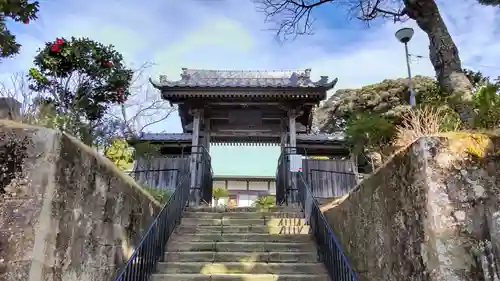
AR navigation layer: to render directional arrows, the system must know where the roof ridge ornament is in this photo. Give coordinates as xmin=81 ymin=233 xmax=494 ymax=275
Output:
xmin=304 ymin=68 xmax=311 ymax=78
xmin=317 ymin=76 xmax=329 ymax=85
xmin=181 ymin=67 xmax=190 ymax=80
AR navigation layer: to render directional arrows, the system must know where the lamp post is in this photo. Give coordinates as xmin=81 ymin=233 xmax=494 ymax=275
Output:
xmin=395 ymin=27 xmax=416 ymax=106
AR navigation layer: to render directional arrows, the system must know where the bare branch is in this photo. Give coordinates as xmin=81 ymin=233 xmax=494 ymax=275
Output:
xmin=357 ymin=0 xmax=406 ymax=22
xmin=0 ymin=72 xmax=44 ymax=123
xmin=254 ymin=0 xmax=407 ymax=40
xmin=139 ymin=106 xmax=176 ymax=132
xmin=106 ymin=61 xmax=177 ymax=138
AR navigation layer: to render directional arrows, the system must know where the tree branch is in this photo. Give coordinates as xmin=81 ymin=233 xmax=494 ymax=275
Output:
xmin=255 ymin=0 xmax=407 ymax=39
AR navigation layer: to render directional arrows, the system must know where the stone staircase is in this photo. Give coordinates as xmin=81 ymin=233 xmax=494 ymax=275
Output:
xmin=152 ymin=206 xmax=330 ymax=281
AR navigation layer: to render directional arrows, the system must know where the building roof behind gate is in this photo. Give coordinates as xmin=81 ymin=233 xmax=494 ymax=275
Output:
xmin=128 ymin=132 xmax=346 ymax=145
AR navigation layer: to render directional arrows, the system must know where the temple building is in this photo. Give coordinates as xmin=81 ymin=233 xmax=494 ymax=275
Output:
xmin=128 ymin=68 xmax=358 ymax=206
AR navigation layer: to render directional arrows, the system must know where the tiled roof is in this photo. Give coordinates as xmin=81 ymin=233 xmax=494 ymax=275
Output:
xmin=150 ymin=68 xmax=337 ymax=89
xmin=296 ymin=133 xmax=345 ymax=142
xmin=130 ymin=132 xmax=346 ymax=143
xmin=131 ymin=133 xmax=194 ymax=142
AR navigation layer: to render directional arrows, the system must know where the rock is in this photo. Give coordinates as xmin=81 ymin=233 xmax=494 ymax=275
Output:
xmin=321 ymin=133 xmax=500 ymax=281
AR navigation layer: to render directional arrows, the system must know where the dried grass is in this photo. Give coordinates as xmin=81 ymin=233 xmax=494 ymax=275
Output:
xmin=393 ymin=106 xmax=459 ymax=147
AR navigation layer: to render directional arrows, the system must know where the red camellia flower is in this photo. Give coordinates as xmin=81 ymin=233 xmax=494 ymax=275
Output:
xmin=103 ymin=61 xmax=113 ymax=68
xmin=23 ymin=18 xmax=30 ymax=24
xmin=50 ymin=44 xmax=60 ymax=53
xmin=55 ymin=38 xmax=64 ymax=45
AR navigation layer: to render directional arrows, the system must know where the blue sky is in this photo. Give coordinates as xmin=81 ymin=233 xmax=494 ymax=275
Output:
xmin=1 ymin=0 xmax=500 ymax=176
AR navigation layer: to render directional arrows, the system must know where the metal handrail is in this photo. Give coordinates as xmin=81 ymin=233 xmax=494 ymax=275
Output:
xmin=113 ymin=171 xmax=191 ymax=281
xmin=296 ymin=172 xmax=359 ymax=281
xmin=276 ymin=147 xmax=358 ymax=281
xmin=113 ymin=146 xmax=213 ymax=281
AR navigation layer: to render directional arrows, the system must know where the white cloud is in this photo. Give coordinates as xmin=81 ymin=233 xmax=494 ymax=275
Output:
xmin=1 ymin=0 xmax=499 ymax=176
xmin=1 ymin=0 xmax=500 ymax=130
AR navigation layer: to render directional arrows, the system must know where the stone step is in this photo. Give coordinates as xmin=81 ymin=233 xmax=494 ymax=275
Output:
xmin=175 ymin=224 xmax=310 ymax=235
xmin=167 ymin=241 xmax=314 ymax=252
xmin=165 ymin=251 xmax=319 ymax=263
xmin=157 ymin=262 xmax=326 ymax=274
xmin=182 ymin=211 xmax=303 ymax=219
xmin=185 ymin=206 xmax=302 ymax=213
xmin=169 ymin=233 xmax=312 ymax=243
xmin=180 ymin=217 xmax=306 ymax=227
xmin=152 ymin=273 xmax=330 ymax=281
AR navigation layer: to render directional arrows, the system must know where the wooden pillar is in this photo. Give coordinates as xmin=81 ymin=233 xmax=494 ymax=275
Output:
xmin=205 ymin=118 xmax=211 ymax=153
xmin=190 ymin=108 xmax=202 ymax=204
xmin=288 ymin=109 xmax=297 ymax=151
xmin=280 ymin=118 xmax=287 ymax=152
xmin=287 ymin=108 xmax=302 ymax=205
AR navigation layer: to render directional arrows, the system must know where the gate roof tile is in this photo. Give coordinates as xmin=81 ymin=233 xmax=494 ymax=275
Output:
xmin=150 ymin=68 xmax=337 ymax=89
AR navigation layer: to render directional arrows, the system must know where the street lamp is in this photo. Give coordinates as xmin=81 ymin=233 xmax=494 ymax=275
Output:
xmin=395 ymin=27 xmax=416 ymax=106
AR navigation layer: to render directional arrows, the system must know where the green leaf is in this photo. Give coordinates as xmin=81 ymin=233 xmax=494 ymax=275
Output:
xmin=0 ymin=1 xmax=40 ymax=59
xmin=29 ymin=36 xmax=134 ymax=143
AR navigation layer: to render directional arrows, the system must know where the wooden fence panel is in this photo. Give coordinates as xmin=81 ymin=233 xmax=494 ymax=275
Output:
xmin=132 ymin=156 xmax=190 ymax=191
xmin=305 ymin=158 xmax=357 ymax=198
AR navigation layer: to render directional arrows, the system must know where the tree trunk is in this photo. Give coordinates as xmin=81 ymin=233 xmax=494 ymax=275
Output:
xmin=403 ymin=0 xmax=475 ymax=127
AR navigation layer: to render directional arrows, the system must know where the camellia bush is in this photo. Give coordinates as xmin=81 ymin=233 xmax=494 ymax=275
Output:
xmin=0 ymin=0 xmax=39 ymax=58
xmin=28 ymin=37 xmax=133 ymax=143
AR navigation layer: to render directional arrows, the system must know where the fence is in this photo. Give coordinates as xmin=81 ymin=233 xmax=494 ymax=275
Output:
xmin=129 ymin=146 xmax=213 ymax=204
xmin=128 ymin=168 xmax=181 ymax=192
xmin=132 ymin=156 xmax=190 ymax=190
xmin=277 ymin=147 xmax=357 ymax=202
xmin=309 ymin=169 xmax=357 ymax=198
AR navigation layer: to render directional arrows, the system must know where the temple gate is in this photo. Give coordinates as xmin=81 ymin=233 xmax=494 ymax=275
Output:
xmin=129 ymin=68 xmax=358 ymax=205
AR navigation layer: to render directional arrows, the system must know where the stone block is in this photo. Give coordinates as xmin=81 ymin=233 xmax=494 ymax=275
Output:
xmin=156 ymin=261 xmax=324 ymax=274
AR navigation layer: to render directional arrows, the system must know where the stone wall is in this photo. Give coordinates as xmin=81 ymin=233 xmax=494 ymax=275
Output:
xmin=321 ymin=133 xmax=500 ymax=281
xmin=0 ymin=120 xmax=162 ymax=281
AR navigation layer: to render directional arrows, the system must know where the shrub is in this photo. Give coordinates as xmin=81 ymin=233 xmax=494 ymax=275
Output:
xmin=473 ymin=84 xmax=500 ymax=129
xmin=394 ymin=106 xmax=460 ymax=147
xmin=212 ymin=186 xmax=230 ymax=200
xmin=253 ymin=195 xmax=276 ymax=210
xmin=142 ymin=185 xmax=172 ymax=204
